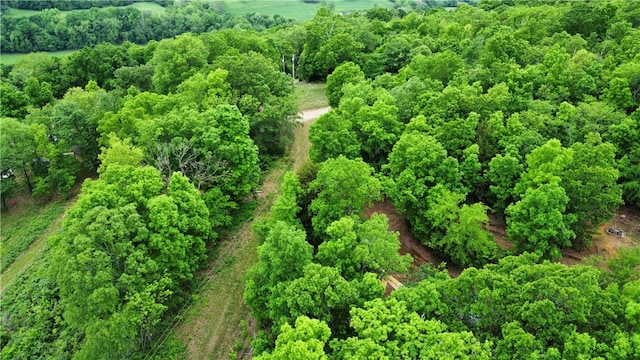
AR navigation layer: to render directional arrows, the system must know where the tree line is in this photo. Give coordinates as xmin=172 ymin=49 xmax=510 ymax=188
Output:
xmin=1 ymin=23 xmax=298 ymax=357
xmin=0 ymin=1 xmax=293 ymax=53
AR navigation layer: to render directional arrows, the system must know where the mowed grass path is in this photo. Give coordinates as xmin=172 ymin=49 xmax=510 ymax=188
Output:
xmin=221 ymin=0 xmax=393 ymax=21
xmin=294 ymin=81 xmax=328 ymax=110
xmin=171 ymin=82 xmax=328 ymax=359
xmin=0 ymin=197 xmax=76 ymax=294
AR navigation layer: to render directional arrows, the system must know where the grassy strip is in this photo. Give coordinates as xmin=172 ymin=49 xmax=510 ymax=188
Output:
xmin=221 ymin=0 xmax=393 ymax=21
xmin=2 ymin=1 xmax=166 ymax=18
xmin=0 ymin=49 xmax=78 ymax=65
xmin=1 ymin=200 xmax=66 ymax=273
xmin=0 ymin=206 xmax=69 ymax=294
xmin=294 ymin=81 xmax=328 ymax=110
xmin=172 ymin=162 xmax=287 ymax=359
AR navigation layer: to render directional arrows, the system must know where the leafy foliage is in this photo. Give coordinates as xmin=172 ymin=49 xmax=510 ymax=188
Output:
xmin=50 ymin=165 xmax=210 ymax=356
xmin=308 ymin=156 xmax=382 ymax=236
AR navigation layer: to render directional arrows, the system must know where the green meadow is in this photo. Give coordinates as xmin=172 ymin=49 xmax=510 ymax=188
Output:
xmin=0 ymin=50 xmax=78 ymax=65
xmin=220 ymin=0 xmax=394 ymax=21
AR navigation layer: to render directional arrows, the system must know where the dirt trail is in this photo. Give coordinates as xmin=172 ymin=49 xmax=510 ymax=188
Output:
xmin=300 ymin=106 xmax=330 ymax=122
xmin=175 ymin=107 xmax=330 ymax=359
xmin=365 ymin=200 xmax=462 ymax=278
xmin=292 ymin=107 xmax=330 ymax=171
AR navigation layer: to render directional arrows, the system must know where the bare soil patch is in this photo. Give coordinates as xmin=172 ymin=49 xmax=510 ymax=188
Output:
xmin=365 ymin=199 xmax=462 ymax=278
xmin=485 ymin=208 xmax=640 ymax=267
xmin=559 ymin=206 xmax=640 ymax=266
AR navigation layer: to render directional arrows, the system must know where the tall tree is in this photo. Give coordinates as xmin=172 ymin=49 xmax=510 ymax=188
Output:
xmin=308 ymin=156 xmax=382 ymax=236
xmin=50 ymin=165 xmax=210 ymax=356
xmin=316 ymin=214 xmax=411 ymax=280
xmin=325 ymin=61 xmax=365 ymax=108
xmin=507 ymin=182 xmax=576 ymax=259
xmin=151 ymin=33 xmax=208 ymax=94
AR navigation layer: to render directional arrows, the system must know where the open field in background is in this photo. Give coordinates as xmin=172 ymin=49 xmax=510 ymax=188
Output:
xmin=294 ymin=81 xmax=328 ymax=110
xmin=0 ymin=49 xmax=78 ymax=65
xmin=2 ymin=0 xmax=390 ymax=22
xmin=125 ymin=1 xmax=167 ymax=13
xmin=219 ymin=0 xmax=393 ymax=21
xmin=0 ymin=1 xmax=389 ymax=64
xmin=2 ymin=1 xmax=166 ymax=18
xmin=1 ymin=8 xmax=41 ymax=17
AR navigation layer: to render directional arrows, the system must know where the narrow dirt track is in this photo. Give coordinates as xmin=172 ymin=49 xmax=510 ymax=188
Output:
xmin=174 ymin=107 xmax=330 ymax=360
xmin=300 ymin=106 xmax=330 ymax=122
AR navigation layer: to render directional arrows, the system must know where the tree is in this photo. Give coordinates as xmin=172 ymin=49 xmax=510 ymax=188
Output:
xmin=424 ymin=185 xmax=498 ymax=267
xmin=564 ymin=133 xmax=623 ymax=242
xmin=279 ymin=263 xmax=383 ymax=335
xmin=23 ymin=77 xmax=54 ymax=108
xmin=440 ymin=202 xmax=498 ymax=267
xmin=384 ymin=132 xmax=463 ymax=229
xmin=410 ymin=51 xmax=465 ymax=86
xmin=316 ymin=214 xmax=411 ymax=280
xmin=513 ymin=137 xmax=622 ymax=245
xmin=507 ymin=182 xmax=576 ymax=259
xmin=487 ymin=151 xmax=523 ymax=216
xmin=308 ymin=109 xmax=360 ymax=163
xmin=213 ymin=51 xmax=298 ymax=158
xmin=333 ymin=297 xmax=492 ymax=359
xmin=325 ymin=62 xmax=365 ymax=108
xmin=308 ymin=156 xmax=382 ymax=236
xmin=97 ymin=135 xmax=144 ymax=174
xmin=64 ymin=42 xmax=133 ymax=90
xmin=151 ymin=33 xmax=208 ymax=94
xmin=0 ymin=117 xmax=37 ymax=197
xmin=50 ymin=164 xmax=210 ymax=355
xmin=353 ymin=91 xmax=403 ymax=167
xmin=255 ymin=316 xmax=331 ymax=360
xmin=245 ymin=221 xmax=314 ymax=326
xmin=0 ymin=81 xmax=28 ymax=118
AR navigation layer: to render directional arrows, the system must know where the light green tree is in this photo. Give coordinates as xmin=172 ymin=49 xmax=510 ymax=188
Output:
xmin=309 ymin=156 xmax=382 ymax=236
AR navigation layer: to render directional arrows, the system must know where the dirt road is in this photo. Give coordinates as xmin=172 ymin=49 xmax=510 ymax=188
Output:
xmin=300 ymin=106 xmax=330 ymax=122
xmin=175 ymin=107 xmax=331 ymax=359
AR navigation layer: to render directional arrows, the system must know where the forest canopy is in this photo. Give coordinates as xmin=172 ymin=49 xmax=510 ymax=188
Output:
xmin=1 ymin=0 xmax=640 ymax=359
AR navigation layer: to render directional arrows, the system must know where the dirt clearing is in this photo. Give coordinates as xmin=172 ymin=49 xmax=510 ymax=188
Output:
xmin=365 ymin=199 xmax=462 ymax=278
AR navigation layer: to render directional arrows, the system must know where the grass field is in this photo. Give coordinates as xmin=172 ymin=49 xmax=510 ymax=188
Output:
xmin=0 ymin=196 xmax=76 ymax=293
xmin=2 ymin=1 xmax=166 ymax=17
xmin=125 ymin=1 xmax=167 ymax=14
xmin=0 ymin=200 xmax=66 ymax=272
xmin=294 ymin=81 xmax=328 ymax=110
xmin=221 ymin=0 xmax=394 ymax=21
xmin=2 ymin=8 xmax=42 ymax=17
xmin=0 ymin=49 xmax=78 ymax=65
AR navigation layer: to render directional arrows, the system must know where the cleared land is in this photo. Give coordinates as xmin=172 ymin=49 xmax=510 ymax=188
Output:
xmin=0 ymin=196 xmax=77 ymax=293
xmin=220 ymin=0 xmax=393 ymax=21
xmin=172 ymin=89 xmax=328 ymax=358
xmin=294 ymin=81 xmax=329 ymax=110
xmin=0 ymin=49 xmax=77 ymax=65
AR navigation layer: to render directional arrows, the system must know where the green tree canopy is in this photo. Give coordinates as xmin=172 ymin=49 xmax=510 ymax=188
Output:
xmin=309 ymin=156 xmax=382 ymax=236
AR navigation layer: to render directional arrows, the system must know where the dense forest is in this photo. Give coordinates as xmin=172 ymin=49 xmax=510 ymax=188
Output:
xmin=1 ymin=0 xmax=640 ymax=359
xmin=0 ymin=0 xmax=292 ymax=53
